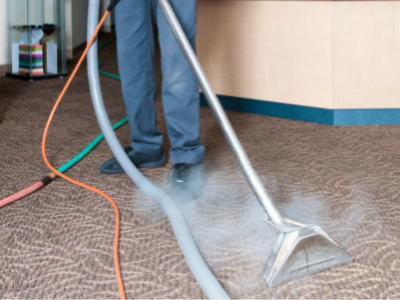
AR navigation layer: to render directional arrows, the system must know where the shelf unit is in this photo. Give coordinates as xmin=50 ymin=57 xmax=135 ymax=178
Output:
xmin=6 ymin=0 xmax=67 ymax=81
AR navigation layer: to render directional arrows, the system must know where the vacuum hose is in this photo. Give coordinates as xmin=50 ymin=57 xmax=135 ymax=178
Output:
xmin=86 ymin=0 xmax=230 ymax=299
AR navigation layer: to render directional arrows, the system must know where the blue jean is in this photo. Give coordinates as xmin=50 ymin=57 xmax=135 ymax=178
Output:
xmin=115 ymin=0 xmax=204 ymax=165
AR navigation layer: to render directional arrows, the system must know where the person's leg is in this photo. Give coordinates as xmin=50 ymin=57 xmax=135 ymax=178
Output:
xmin=115 ymin=0 xmax=162 ymax=155
xmin=156 ymin=0 xmax=205 ymax=165
xmin=100 ymin=0 xmax=166 ymax=174
xmin=156 ymin=0 xmax=205 ymax=201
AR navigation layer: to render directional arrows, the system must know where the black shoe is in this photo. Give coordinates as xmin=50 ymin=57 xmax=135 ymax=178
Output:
xmin=168 ymin=163 xmax=204 ymax=203
xmin=100 ymin=146 xmax=166 ymax=174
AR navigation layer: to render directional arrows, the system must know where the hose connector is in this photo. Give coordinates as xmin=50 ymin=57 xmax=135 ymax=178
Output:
xmin=40 ymin=173 xmax=57 ymax=186
xmin=107 ymin=0 xmax=120 ymax=12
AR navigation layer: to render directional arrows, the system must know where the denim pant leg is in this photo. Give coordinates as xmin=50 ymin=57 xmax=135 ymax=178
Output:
xmin=156 ymin=0 xmax=205 ymax=165
xmin=115 ymin=0 xmax=163 ymax=155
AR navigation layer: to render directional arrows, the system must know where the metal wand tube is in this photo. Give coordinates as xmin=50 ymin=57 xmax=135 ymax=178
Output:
xmin=157 ymin=0 xmax=294 ymax=232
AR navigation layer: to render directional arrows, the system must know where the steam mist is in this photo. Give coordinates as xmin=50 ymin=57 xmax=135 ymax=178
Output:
xmin=131 ymin=162 xmax=369 ymax=298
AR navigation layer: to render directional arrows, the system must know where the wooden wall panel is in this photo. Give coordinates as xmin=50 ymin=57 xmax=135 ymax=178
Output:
xmin=196 ymin=1 xmax=333 ymax=109
xmin=333 ymin=1 xmax=400 ymax=109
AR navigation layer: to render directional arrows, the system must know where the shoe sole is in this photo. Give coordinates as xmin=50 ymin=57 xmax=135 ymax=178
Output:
xmin=168 ymin=182 xmax=205 ymax=203
xmin=100 ymin=155 xmax=166 ymax=174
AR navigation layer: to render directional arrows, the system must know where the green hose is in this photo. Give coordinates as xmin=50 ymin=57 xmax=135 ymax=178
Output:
xmin=58 ymin=117 xmax=127 ymax=173
xmin=57 ymin=33 xmax=125 ymax=175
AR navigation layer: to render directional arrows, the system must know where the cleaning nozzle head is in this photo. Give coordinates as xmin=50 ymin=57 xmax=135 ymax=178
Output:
xmin=262 ymin=224 xmax=352 ymax=288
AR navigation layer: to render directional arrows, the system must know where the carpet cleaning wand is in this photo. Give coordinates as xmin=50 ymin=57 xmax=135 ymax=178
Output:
xmin=155 ymin=0 xmax=353 ymax=287
xmin=87 ymin=0 xmax=352 ymax=294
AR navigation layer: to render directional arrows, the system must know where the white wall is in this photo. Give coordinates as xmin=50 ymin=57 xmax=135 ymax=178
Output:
xmin=100 ymin=0 xmax=115 ymax=31
xmin=0 ymin=0 xmax=8 ymax=66
xmin=65 ymin=0 xmax=114 ymax=58
xmin=65 ymin=0 xmax=73 ymax=51
xmin=71 ymin=0 xmax=89 ymax=48
xmin=65 ymin=0 xmax=89 ymax=51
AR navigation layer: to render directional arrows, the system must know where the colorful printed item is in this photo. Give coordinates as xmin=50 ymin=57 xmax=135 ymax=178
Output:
xmin=19 ymin=45 xmax=44 ymax=76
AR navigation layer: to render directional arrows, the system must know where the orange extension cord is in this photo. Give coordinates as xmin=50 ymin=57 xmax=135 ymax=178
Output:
xmin=41 ymin=11 xmax=126 ymax=300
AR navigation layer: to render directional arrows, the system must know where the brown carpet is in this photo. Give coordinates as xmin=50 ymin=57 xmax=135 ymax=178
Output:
xmin=2 ymin=33 xmax=400 ymax=299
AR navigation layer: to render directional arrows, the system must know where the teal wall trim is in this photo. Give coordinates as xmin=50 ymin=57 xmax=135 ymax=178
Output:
xmin=334 ymin=109 xmax=400 ymax=126
xmin=200 ymin=94 xmax=400 ymax=126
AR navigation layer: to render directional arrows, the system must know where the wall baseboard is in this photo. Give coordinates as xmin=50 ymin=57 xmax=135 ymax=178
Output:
xmin=101 ymin=24 xmax=115 ymax=33
xmin=0 ymin=64 xmax=8 ymax=77
xmin=200 ymin=93 xmax=400 ymax=126
xmin=66 ymin=41 xmax=87 ymax=60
